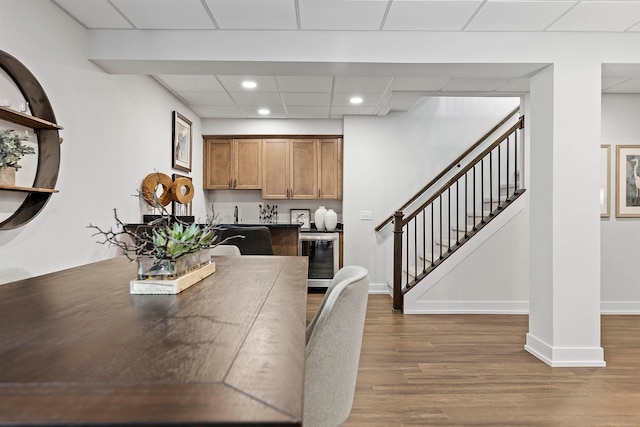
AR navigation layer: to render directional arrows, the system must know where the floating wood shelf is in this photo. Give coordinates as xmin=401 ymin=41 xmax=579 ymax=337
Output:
xmin=0 ymin=184 xmax=59 ymax=193
xmin=0 ymin=106 xmax=63 ymax=130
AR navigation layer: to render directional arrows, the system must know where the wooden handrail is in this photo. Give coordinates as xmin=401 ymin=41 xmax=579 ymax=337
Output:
xmin=402 ymin=116 xmax=523 ymax=226
xmin=375 ymin=107 xmax=520 ymax=232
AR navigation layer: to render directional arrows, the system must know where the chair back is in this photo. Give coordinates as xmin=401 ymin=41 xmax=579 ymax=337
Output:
xmin=215 ymin=226 xmax=274 ymax=255
xmin=0 ymin=267 xmax=31 ymax=285
xmin=304 ymin=266 xmax=369 ymax=427
xmin=208 ymin=245 xmax=241 ymax=256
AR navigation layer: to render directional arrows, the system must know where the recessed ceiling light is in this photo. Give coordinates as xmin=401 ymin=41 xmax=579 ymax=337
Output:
xmin=258 ymin=108 xmax=270 ymax=115
xmin=242 ymin=80 xmax=257 ymax=89
xmin=350 ymin=96 xmax=363 ymax=104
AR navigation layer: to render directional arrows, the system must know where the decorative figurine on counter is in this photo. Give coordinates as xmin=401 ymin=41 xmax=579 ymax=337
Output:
xmin=259 ymin=204 xmax=278 ymax=224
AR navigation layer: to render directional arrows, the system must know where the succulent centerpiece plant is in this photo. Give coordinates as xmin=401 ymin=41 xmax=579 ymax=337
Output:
xmin=88 ymin=188 xmax=241 ymax=279
xmin=0 ymin=129 xmax=35 ymax=171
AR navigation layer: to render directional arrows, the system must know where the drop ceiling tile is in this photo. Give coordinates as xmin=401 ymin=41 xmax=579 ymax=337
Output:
xmin=156 ymin=75 xmax=225 ymax=92
xmin=110 ymin=0 xmax=215 ymax=29
xmin=178 ymin=91 xmax=235 ymax=106
xmin=333 ymin=76 xmax=393 ymax=93
xmin=218 ymin=76 xmax=279 ymax=92
xmin=466 ymin=1 xmax=576 ymax=32
xmin=548 ymin=1 xmax=640 ymax=32
xmin=204 ymin=0 xmax=297 ymax=29
xmin=286 ymin=106 xmax=331 ymax=118
xmin=390 ymin=76 xmax=452 ymax=91
xmin=332 ymin=92 xmax=385 ymax=107
xmin=276 ymin=76 xmax=334 ymax=93
xmin=440 ymin=77 xmax=510 ymax=91
xmin=281 ymin=92 xmax=331 ymax=106
xmin=384 ymin=0 xmax=483 ymax=31
xmin=299 ymin=0 xmax=389 ymax=30
xmin=54 ymin=0 xmax=133 ymax=28
xmin=193 ymin=106 xmax=246 ymax=118
xmin=229 ymin=92 xmax=283 ymax=106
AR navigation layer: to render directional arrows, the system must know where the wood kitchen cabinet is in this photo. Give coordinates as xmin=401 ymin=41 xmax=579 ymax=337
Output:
xmin=262 ymin=138 xmax=317 ymax=199
xmin=318 ymin=137 xmax=343 ymax=200
xmin=203 ymin=138 xmax=261 ymax=190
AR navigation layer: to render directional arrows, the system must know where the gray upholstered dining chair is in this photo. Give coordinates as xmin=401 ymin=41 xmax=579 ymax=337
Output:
xmin=208 ymin=245 xmax=241 ymax=256
xmin=303 ymin=265 xmax=369 ymax=427
xmin=214 ymin=226 xmax=274 ymax=255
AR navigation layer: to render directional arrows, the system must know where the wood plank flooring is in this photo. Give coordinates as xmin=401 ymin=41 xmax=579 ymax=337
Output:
xmin=306 ymin=294 xmax=640 ymax=427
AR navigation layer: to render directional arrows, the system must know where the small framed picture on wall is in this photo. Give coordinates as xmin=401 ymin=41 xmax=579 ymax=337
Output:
xmin=172 ymin=111 xmax=192 ymax=172
xmin=600 ymin=144 xmax=610 ymax=218
xmin=615 ymin=144 xmax=640 ymax=217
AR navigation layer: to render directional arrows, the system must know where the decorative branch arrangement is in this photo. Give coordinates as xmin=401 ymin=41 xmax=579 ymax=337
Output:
xmin=88 ymin=174 xmax=241 ymax=262
xmin=259 ymin=204 xmax=278 ymax=224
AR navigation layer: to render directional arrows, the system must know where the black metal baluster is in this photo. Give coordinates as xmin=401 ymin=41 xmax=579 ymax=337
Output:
xmin=456 ymin=180 xmax=459 ymax=244
xmin=431 ymin=202 xmax=434 ymax=266
xmin=405 ymin=223 xmax=409 ymax=286
xmin=439 ymin=194 xmax=443 ymax=259
xmin=489 ymin=149 xmax=493 ymax=217
xmin=506 ymin=134 xmax=510 ymax=199
xmin=464 ymin=172 xmax=468 ymax=235
xmin=447 ymin=188 xmax=451 ymax=251
xmin=422 ymin=210 xmax=426 ymax=272
xmin=497 ymin=143 xmax=501 ymax=209
xmin=413 ymin=218 xmax=417 ymax=283
xmin=481 ymin=159 xmax=485 ymax=222
xmin=473 ymin=165 xmax=476 ymax=229
xmin=513 ymin=129 xmax=518 ymax=193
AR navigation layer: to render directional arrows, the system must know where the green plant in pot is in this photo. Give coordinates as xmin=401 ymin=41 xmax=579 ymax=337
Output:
xmin=0 ymin=129 xmax=35 ymax=171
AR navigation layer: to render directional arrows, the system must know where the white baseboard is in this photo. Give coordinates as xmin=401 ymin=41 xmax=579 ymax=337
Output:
xmin=525 ymin=333 xmax=606 ymax=367
xmin=404 ymin=300 xmax=528 ymax=314
xmin=601 ymin=301 xmax=640 ymax=314
xmin=368 ymin=282 xmax=392 ymax=295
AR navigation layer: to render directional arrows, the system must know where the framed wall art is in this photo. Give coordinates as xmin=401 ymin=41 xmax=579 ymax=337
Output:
xmin=615 ymin=145 xmax=640 ymax=218
xmin=600 ymin=144 xmax=610 ymax=218
xmin=290 ymin=209 xmax=310 ymax=231
xmin=172 ymin=111 xmax=192 ymax=172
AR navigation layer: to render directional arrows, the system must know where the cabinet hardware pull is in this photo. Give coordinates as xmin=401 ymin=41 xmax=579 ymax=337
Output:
xmin=233 ymin=179 xmax=236 ymax=188
xmin=229 ymin=179 xmax=232 ymax=189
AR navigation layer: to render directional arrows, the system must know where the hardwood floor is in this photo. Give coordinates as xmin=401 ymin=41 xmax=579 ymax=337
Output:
xmin=306 ymin=294 xmax=640 ymax=427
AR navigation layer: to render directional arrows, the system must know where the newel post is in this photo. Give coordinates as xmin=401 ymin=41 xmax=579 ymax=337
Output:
xmin=392 ymin=210 xmax=404 ymax=312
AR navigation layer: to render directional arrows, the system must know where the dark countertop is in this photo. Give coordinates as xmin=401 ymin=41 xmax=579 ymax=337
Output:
xmin=219 ymin=223 xmax=300 ymax=228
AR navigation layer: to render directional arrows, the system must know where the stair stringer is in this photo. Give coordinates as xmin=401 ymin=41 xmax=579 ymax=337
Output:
xmin=403 ymin=194 xmax=527 ymax=314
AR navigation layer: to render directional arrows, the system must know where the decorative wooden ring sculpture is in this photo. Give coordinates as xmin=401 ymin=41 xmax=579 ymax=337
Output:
xmin=141 ymin=173 xmax=173 ymax=206
xmin=172 ymin=177 xmax=194 ymax=204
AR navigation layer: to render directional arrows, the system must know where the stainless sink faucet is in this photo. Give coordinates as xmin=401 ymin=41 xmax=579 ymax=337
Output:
xmin=234 ymin=206 xmax=238 ymax=224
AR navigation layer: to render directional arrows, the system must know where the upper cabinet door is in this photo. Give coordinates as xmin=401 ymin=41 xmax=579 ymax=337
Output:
xmin=262 ymin=139 xmax=290 ymax=199
xmin=318 ymin=138 xmax=343 ymax=200
xmin=234 ymin=138 xmax=262 ymax=189
xmin=204 ymin=138 xmax=233 ymax=189
xmin=290 ymin=139 xmax=317 ymax=199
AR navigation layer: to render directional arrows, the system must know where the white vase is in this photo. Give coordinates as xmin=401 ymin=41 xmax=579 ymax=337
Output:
xmin=0 ymin=167 xmax=16 ymax=186
xmin=314 ymin=206 xmax=327 ymax=231
xmin=324 ymin=209 xmax=338 ymax=231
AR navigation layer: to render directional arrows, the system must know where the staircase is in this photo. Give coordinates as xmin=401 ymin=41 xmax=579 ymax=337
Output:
xmin=376 ymin=109 xmax=525 ymax=312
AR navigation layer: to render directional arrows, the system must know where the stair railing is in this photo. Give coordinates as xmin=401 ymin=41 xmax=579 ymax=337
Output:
xmin=391 ymin=115 xmax=525 ymax=312
xmin=376 ymin=107 xmax=520 ymax=233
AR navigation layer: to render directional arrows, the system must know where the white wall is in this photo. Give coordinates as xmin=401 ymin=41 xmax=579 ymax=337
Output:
xmin=0 ymin=0 xmax=202 ymax=282
xmin=601 ymin=94 xmax=640 ymax=313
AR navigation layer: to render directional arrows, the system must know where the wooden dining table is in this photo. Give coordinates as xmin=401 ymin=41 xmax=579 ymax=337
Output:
xmin=0 ymin=255 xmax=308 ymax=426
